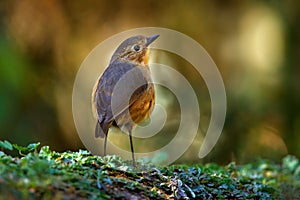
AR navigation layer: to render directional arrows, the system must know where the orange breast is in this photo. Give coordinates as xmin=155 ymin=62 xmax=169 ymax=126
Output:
xmin=129 ymin=84 xmax=155 ymax=124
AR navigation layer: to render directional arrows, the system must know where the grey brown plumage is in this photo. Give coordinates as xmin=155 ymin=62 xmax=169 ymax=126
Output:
xmin=93 ymin=34 xmax=159 ymax=165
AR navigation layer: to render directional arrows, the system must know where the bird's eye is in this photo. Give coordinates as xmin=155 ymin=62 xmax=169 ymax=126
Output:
xmin=133 ymin=45 xmax=141 ymax=52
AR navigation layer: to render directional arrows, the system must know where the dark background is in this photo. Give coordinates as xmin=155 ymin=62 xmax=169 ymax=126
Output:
xmin=0 ymin=0 xmax=299 ymax=164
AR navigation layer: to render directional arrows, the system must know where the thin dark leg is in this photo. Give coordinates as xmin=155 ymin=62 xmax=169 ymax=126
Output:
xmin=104 ymin=135 xmax=107 ymax=156
xmin=129 ymin=130 xmax=136 ymax=166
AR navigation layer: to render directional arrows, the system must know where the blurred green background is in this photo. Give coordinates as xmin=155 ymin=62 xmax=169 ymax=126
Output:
xmin=0 ymin=0 xmax=299 ymax=164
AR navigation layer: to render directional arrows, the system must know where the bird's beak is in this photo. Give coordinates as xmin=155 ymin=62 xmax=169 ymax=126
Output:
xmin=146 ymin=34 xmax=160 ymax=46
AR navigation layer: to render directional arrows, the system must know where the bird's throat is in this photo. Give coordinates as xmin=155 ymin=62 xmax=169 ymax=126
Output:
xmin=142 ymin=49 xmax=150 ymax=65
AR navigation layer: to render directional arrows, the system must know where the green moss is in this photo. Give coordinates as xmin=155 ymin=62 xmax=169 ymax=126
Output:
xmin=0 ymin=141 xmax=299 ymax=199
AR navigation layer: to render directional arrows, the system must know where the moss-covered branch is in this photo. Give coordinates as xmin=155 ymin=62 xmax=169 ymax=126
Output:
xmin=0 ymin=141 xmax=299 ymax=199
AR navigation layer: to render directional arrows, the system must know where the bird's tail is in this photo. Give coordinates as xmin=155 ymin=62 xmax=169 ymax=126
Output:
xmin=95 ymin=121 xmax=109 ymax=138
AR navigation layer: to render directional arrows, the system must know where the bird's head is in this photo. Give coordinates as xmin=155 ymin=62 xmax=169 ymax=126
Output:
xmin=110 ymin=34 xmax=159 ymax=65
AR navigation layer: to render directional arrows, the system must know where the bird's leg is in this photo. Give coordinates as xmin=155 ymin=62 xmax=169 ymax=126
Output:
xmin=129 ymin=130 xmax=136 ymax=166
xmin=104 ymin=135 xmax=107 ymax=156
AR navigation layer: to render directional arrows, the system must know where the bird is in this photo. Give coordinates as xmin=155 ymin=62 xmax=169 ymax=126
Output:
xmin=92 ymin=34 xmax=159 ymax=166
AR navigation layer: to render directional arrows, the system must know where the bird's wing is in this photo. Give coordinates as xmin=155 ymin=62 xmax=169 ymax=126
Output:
xmin=92 ymin=75 xmax=102 ymax=119
xmin=94 ymin=61 xmax=149 ymax=126
xmin=109 ymin=62 xmax=150 ymax=118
